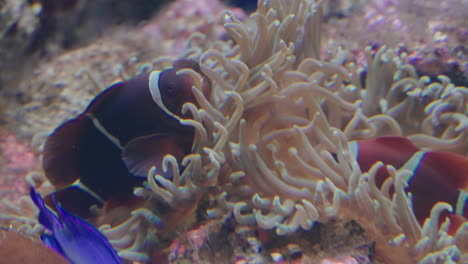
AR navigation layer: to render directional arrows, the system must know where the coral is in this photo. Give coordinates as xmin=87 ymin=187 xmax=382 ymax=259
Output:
xmin=0 ymin=228 xmax=69 ymax=264
xmin=0 ymin=128 xmax=39 ymax=210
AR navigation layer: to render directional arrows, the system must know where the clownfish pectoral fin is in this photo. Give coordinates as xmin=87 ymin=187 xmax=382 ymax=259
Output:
xmin=122 ymin=133 xmax=188 ymax=179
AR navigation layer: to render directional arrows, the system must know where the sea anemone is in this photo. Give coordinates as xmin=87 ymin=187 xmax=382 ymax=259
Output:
xmin=145 ymin=0 xmax=467 ymax=262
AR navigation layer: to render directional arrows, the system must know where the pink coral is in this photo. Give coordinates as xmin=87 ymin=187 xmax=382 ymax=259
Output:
xmin=0 ymin=128 xmax=40 ymax=209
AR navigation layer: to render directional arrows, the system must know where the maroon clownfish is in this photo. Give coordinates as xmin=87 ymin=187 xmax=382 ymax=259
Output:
xmin=42 ymin=60 xmax=210 ymax=218
xmin=348 ymin=136 xmax=468 ymax=235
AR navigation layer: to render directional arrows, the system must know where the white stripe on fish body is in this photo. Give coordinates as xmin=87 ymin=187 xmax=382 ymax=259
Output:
xmin=86 ymin=113 xmax=123 ymax=150
xmin=348 ymin=141 xmax=358 ymax=160
xmin=456 ymin=191 xmax=467 ymax=216
xmin=400 ymin=150 xmax=426 ymax=174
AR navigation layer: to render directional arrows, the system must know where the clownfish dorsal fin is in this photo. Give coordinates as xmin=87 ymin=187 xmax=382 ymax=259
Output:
xmin=173 ymin=59 xmax=203 ymax=74
xmin=372 ymin=136 xmax=420 ymax=154
xmin=348 ymin=136 xmax=420 ymax=159
xmin=348 ymin=136 xmax=420 ymax=173
xmin=122 ymin=133 xmax=189 ymax=179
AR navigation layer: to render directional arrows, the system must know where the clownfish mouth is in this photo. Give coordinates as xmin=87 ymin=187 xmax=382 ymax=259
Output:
xmin=41 ymin=60 xmax=210 ymax=218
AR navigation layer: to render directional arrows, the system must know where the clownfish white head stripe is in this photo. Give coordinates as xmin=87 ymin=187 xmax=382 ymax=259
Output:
xmin=149 ymin=70 xmax=173 ymax=118
xmin=149 ymin=62 xmax=210 ymax=121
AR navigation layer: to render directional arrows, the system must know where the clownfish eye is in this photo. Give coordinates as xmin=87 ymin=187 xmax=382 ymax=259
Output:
xmin=164 ymin=84 xmax=176 ymax=95
xmin=149 ymin=60 xmax=209 ymax=117
xmin=159 ymin=69 xmax=180 ymax=98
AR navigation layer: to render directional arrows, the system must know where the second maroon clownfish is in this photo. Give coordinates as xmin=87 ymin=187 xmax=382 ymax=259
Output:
xmin=42 ymin=60 xmax=210 ymax=218
xmin=348 ymin=136 xmax=468 ymax=234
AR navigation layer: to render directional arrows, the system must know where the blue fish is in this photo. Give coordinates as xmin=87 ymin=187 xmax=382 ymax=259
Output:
xmin=30 ymin=187 xmax=121 ymax=264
